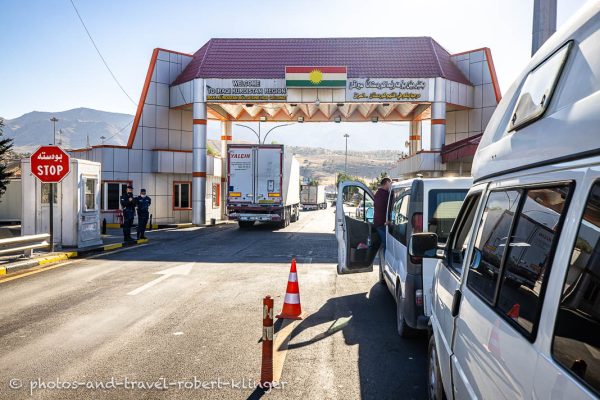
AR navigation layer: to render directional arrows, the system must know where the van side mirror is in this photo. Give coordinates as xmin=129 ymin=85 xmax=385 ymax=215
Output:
xmin=409 ymin=233 xmax=439 ymax=258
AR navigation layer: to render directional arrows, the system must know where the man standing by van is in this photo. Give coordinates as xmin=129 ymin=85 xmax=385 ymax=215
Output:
xmin=373 ymin=177 xmax=391 ymax=250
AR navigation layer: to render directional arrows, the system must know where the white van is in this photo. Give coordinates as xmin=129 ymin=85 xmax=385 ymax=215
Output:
xmin=410 ymin=4 xmax=600 ymax=399
xmin=335 ymin=177 xmax=472 ymax=337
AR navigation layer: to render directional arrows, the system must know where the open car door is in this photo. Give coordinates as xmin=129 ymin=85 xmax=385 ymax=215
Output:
xmin=336 ymin=181 xmax=381 ymax=274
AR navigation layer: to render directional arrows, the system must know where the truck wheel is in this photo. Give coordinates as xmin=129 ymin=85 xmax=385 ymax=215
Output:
xmin=277 ymin=209 xmax=289 ymax=229
xmin=428 ymin=334 xmax=446 ymax=400
xmin=238 ymin=221 xmax=254 ymax=229
xmin=396 ymin=288 xmax=417 ymax=338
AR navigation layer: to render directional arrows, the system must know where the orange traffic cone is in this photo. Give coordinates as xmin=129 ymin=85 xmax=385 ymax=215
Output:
xmin=507 ymin=303 xmax=520 ymax=320
xmin=276 ymin=259 xmax=306 ymax=320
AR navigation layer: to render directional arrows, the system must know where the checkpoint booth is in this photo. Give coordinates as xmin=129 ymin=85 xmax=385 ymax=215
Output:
xmin=70 ymin=37 xmax=501 ymax=226
xmin=21 ymin=156 xmax=102 ymax=249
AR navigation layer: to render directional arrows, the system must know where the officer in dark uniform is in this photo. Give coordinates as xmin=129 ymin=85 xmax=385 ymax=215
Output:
xmin=136 ymin=188 xmax=151 ymax=240
xmin=120 ymin=185 xmax=137 ymax=242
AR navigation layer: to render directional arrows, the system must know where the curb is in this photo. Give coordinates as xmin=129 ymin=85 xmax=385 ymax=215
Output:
xmin=1 ymin=239 xmax=149 ymax=276
xmin=0 ymin=221 xmax=229 ymax=278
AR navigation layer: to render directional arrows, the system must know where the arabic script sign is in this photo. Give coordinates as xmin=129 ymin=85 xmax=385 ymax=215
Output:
xmin=205 ymin=79 xmax=287 ymax=102
xmin=346 ymin=78 xmax=432 ymax=102
xmin=30 ymin=146 xmax=71 ymax=183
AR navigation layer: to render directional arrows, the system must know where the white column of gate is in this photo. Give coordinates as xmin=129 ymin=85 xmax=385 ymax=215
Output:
xmin=220 ymin=120 xmax=232 ymax=220
xmin=431 ymin=77 xmax=447 ymax=152
xmin=192 ymin=78 xmax=207 ymax=225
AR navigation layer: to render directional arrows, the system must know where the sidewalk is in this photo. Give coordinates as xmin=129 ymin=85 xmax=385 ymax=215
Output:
xmin=0 ymin=220 xmax=231 ymax=276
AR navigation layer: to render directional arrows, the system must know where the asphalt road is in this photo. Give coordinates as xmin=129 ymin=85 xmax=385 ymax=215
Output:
xmin=0 ymin=208 xmax=427 ymax=400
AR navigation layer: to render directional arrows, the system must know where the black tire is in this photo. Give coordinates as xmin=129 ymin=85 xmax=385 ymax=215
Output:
xmin=396 ymin=287 xmax=417 ymax=338
xmin=238 ymin=220 xmax=255 ymax=229
xmin=428 ymin=334 xmax=446 ymax=400
xmin=277 ymin=208 xmax=289 ymax=229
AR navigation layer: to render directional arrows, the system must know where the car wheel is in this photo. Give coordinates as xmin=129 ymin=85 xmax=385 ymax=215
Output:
xmin=428 ymin=334 xmax=446 ymax=400
xmin=396 ymin=288 xmax=416 ymax=338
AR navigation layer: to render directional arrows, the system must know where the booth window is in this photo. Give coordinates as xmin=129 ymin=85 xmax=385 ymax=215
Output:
xmin=41 ymin=183 xmax=58 ymax=204
xmin=509 ymin=41 xmax=572 ymax=131
xmin=174 ymin=182 xmax=191 ymax=209
xmin=102 ymin=182 xmax=130 ymax=210
xmin=85 ymin=179 xmax=97 ymax=211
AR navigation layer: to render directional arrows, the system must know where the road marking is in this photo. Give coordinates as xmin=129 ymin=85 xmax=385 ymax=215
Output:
xmin=272 ymin=319 xmax=298 ymax=383
xmin=127 ymin=263 xmax=193 ymax=296
xmin=0 ymin=245 xmax=148 ymax=284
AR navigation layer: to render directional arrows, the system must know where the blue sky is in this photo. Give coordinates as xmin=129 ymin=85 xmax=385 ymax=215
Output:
xmin=0 ymin=0 xmax=591 ymax=150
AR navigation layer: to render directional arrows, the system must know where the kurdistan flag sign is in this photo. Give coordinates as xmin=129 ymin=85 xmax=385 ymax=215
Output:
xmin=285 ymin=66 xmax=347 ymax=87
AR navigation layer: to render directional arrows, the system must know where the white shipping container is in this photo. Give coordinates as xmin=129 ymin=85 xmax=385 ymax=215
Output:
xmin=227 ymin=144 xmax=300 ymax=227
xmin=300 ymin=185 xmax=327 ymax=209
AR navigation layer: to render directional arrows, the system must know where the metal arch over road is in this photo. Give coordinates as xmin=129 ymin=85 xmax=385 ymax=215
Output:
xmin=72 ymin=37 xmax=502 ymax=225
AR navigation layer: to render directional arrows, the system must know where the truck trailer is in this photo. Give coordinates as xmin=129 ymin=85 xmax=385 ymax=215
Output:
xmin=300 ymin=184 xmax=327 ymax=210
xmin=227 ymin=144 xmax=300 ymax=228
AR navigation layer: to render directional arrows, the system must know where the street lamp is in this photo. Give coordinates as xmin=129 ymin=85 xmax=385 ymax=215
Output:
xmin=235 ymin=122 xmax=294 ymax=144
xmin=50 ymin=117 xmax=58 ymax=145
xmin=343 ymin=133 xmax=350 ymax=174
xmin=100 ymin=135 xmax=107 ymax=144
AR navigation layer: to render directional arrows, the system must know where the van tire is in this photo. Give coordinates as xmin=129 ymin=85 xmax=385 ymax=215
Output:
xmin=396 ymin=287 xmax=417 ymax=338
xmin=428 ymin=334 xmax=446 ymax=400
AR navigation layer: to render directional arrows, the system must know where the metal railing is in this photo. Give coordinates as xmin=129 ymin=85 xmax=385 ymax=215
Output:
xmin=0 ymin=233 xmax=51 ymax=258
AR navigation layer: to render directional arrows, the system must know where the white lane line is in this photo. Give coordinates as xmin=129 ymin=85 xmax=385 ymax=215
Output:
xmin=127 ymin=263 xmax=193 ymax=296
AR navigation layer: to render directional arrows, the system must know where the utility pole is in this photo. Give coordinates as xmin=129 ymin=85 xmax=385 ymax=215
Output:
xmin=50 ymin=117 xmax=58 ymax=145
xmin=532 ymin=0 xmax=557 ymax=55
xmin=343 ymin=133 xmax=350 ymax=174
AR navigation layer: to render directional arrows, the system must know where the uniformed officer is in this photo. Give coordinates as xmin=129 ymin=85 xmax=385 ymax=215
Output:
xmin=136 ymin=188 xmax=151 ymax=240
xmin=120 ymin=185 xmax=137 ymax=242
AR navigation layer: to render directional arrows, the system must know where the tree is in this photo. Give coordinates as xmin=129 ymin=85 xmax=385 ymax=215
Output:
xmin=336 ymin=172 xmax=367 ymax=202
xmin=0 ymin=119 xmax=15 ymax=199
xmin=369 ymin=171 xmax=390 ymax=191
xmin=207 ymin=144 xmax=219 ymax=157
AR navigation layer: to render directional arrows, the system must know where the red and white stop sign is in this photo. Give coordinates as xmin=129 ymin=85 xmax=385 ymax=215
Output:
xmin=30 ymin=146 xmax=71 ymax=183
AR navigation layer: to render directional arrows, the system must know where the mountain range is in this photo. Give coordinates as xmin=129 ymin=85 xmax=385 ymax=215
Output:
xmin=1 ymin=108 xmax=400 ymax=183
xmin=2 ymin=108 xmax=132 ymax=152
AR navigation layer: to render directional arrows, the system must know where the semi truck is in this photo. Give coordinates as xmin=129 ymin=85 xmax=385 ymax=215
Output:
xmin=227 ymin=144 xmax=300 ymax=228
xmin=300 ymin=184 xmax=327 ymax=210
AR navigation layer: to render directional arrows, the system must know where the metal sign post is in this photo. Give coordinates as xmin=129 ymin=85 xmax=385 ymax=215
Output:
xmin=30 ymin=146 xmax=71 ymax=252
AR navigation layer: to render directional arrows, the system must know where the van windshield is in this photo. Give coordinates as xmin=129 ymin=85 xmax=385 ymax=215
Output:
xmin=428 ymin=189 xmax=469 ymax=243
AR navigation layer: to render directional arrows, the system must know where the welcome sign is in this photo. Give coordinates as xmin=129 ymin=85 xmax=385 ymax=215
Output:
xmin=346 ymin=78 xmax=433 ymax=102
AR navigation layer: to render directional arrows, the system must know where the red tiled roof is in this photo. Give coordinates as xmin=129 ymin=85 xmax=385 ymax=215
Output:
xmin=172 ymin=37 xmax=470 ymax=85
xmin=441 ymin=134 xmax=483 ymax=163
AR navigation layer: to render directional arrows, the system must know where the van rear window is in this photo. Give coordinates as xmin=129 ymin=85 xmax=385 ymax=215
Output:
xmin=428 ymin=189 xmax=468 ymax=243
